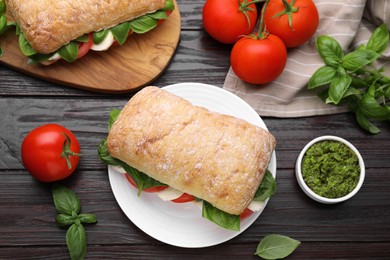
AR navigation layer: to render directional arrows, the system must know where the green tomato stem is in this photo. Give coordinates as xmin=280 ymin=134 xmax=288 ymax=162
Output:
xmin=257 ymin=0 xmax=270 ymax=39
xmin=61 ymin=133 xmax=80 ymax=170
xmin=274 ymin=0 xmax=299 ymax=28
xmin=239 ymin=0 xmax=267 ymax=29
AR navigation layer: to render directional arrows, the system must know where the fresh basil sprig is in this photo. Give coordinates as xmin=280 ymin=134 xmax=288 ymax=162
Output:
xmin=255 ymin=234 xmax=301 ymax=259
xmin=308 ymin=24 xmax=390 ymax=134
xmin=52 ymin=184 xmax=97 ymax=260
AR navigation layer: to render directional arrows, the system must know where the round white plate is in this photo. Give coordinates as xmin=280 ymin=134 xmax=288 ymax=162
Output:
xmin=108 ymin=82 xmax=277 ymax=248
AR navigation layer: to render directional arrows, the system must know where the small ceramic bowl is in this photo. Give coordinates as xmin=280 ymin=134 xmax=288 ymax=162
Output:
xmin=295 ymin=135 xmax=365 ymax=204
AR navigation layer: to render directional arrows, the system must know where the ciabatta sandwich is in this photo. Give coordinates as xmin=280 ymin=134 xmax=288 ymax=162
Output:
xmin=1 ymin=0 xmax=174 ymax=64
xmin=99 ymin=86 xmax=277 ymax=230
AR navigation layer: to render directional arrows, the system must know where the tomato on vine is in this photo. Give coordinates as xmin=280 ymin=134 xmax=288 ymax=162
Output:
xmin=230 ymin=1 xmax=287 ymax=84
xmin=264 ymin=0 xmax=319 ymax=48
xmin=202 ymin=0 xmax=260 ymax=44
xmin=21 ymin=124 xmax=80 ymax=182
xmin=231 ymin=33 xmax=287 ymax=84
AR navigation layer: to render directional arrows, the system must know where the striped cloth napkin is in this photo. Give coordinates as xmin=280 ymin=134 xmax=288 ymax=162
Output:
xmin=223 ymin=0 xmax=390 ymax=117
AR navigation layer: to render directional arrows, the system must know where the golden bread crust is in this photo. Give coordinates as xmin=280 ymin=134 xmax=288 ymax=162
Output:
xmin=107 ymin=86 xmax=276 ymax=215
xmin=5 ymin=0 xmax=166 ymax=54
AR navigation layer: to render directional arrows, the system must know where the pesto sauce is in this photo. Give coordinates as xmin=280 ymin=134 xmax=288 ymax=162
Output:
xmin=302 ymin=140 xmax=360 ymax=199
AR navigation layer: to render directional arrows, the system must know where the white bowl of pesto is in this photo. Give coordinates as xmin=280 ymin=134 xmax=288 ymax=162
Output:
xmin=295 ymin=135 xmax=365 ymax=204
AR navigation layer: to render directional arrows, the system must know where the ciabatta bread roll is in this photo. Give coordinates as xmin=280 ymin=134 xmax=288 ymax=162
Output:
xmin=6 ymin=0 xmax=166 ymax=54
xmin=107 ymin=86 xmax=276 ymax=215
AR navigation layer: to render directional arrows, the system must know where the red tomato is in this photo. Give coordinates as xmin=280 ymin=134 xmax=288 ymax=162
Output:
xmin=240 ymin=208 xmax=254 ymax=220
xmin=21 ymin=124 xmax=80 ymax=182
xmin=77 ymin=33 xmax=94 ymax=59
xmin=230 ymin=34 xmax=287 ymax=84
xmin=202 ymin=0 xmax=258 ymax=44
xmin=125 ymin=174 xmax=168 ymax=193
xmin=264 ymin=0 xmax=319 ymax=48
xmin=171 ymin=193 xmax=195 ymax=203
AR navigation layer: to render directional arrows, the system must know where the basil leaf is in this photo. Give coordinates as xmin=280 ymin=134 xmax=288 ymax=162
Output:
xmin=308 ymin=66 xmax=336 ymax=89
xmin=163 ymin=0 xmax=175 ymax=11
xmin=98 ymin=139 xmax=123 ymax=166
xmin=342 ymin=50 xmax=379 ymax=72
xmin=66 ymin=223 xmax=87 ymax=260
xmin=255 ymin=234 xmax=301 ymax=259
xmin=359 ymin=92 xmax=390 ymax=120
xmin=18 ymin=33 xmax=37 ymax=56
xmin=316 ymin=35 xmax=343 ymax=68
xmin=342 ymin=87 xmax=361 ymax=99
xmin=202 ymin=201 xmax=240 ymax=231
xmin=366 ymin=24 xmax=389 ymax=55
xmin=52 ymin=184 xmax=81 ymax=216
xmin=253 ymin=170 xmax=276 ymax=201
xmin=56 ymin=214 xmax=77 ymax=227
xmin=148 ymin=10 xmax=168 ymax=20
xmin=78 ymin=213 xmax=97 ymax=224
xmin=93 ymin=30 xmax=109 ymax=45
xmin=110 ymin=22 xmax=132 ymax=45
xmin=0 ymin=0 xmax=5 ymax=16
xmin=327 ymin=73 xmax=352 ymax=104
xmin=27 ymin=53 xmax=54 ymax=64
xmin=108 ymin=109 xmax=121 ymax=131
xmin=124 ymin=164 xmax=167 ymax=196
xmin=130 ymin=15 xmax=158 ymax=34
xmin=0 ymin=15 xmax=7 ymax=35
xmin=385 ymin=84 xmax=390 ymax=99
xmin=355 ymin=109 xmax=381 ymax=134
xmin=58 ymin=42 xmax=78 ymax=62
xmin=75 ymin=34 xmax=89 ymax=43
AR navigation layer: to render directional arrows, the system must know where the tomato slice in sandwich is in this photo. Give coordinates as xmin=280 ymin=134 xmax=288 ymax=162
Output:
xmin=77 ymin=33 xmax=94 ymax=59
xmin=240 ymin=208 xmax=253 ymax=220
xmin=125 ymin=174 xmax=167 ymax=193
xmin=171 ymin=192 xmax=195 ymax=203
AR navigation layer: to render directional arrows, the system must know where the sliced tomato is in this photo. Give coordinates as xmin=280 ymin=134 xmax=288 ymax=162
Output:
xmin=157 ymin=10 xmax=173 ymax=25
xmin=125 ymin=174 xmax=167 ymax=193
xmin=171 ymin=193 xmax=195 ymax=203
xmin=240 ymin=208 xmax=253 ymax=220
xmin=77 ymin=33 xmax=94 ymax=59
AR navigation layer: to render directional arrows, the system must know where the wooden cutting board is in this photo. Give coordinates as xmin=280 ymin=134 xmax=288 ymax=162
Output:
xmin=0 ymin=1 xmax=181 ymax=93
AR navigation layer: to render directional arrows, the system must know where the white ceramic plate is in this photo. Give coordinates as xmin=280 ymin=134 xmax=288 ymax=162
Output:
xmin=108 ymin=82 xmax=277 ymax=248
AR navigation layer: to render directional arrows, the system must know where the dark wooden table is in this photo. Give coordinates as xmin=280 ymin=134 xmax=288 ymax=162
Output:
xmin=1 ymin=1 xmax=389 ymax=259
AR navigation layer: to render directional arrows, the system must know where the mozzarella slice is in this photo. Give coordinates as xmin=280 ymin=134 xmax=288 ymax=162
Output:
xmin=247 ymin=200 xmax=265 ymax=212
xmin=48 ymin=53 xmax=61 ymax=61
xmin=91 ymin=31 xmax=115 ymax=51
xmin=112 ymin=166 xmax=127 ymax=174
xmin=156 ymin=187 xmax=184 ymax=201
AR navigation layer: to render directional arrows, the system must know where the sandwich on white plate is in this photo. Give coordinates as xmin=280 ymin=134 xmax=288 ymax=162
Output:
xmin=98 ymin=86 xmax=277 ymax=231
xmin=0 ymin=0 xmax=174 ymax=65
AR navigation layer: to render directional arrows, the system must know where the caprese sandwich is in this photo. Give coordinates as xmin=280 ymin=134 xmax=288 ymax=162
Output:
xmin=98 ymin=87 xmax=277 ymax=231
xmin=0 ymin=0 xmax=174 ymax=65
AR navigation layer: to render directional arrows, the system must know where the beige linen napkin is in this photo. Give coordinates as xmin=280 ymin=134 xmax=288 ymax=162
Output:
xmin=223 ymin=0 xmax=390 ymax=117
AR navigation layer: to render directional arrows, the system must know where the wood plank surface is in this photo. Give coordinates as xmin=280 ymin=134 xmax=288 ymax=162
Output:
xmin=0 ymin=0 xmax=389 ymax=259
